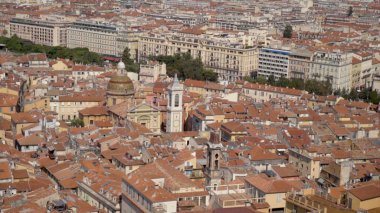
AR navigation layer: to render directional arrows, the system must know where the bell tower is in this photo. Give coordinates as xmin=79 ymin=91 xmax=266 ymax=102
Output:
xmin=205 ymin=139 xmax=223 ymax=189
xmin=166 ymin=74 xmax=183 ymax=132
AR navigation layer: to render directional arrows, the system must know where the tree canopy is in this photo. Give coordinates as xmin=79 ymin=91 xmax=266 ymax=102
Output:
xmin=335 ymin=87 xmax=380 ymax=104
xmin=121 ymin=47 xmax=140 ymax=73
xmin=244 ymin=75 xmax=380 ymax=104
xmin=69 ymin=119 xmax=84 ymax=127
xmin=283 ymin=25 xmax=293 ymax=38
xmin=1 ymin=35 xmax=103 ymax=66
xmin=244 ymin=75 xmax=332 ymax=96
xmin=347 ymin=6 xmax=353 ymax=17
xmin=149 ymin=53 xmax=218 ymax=82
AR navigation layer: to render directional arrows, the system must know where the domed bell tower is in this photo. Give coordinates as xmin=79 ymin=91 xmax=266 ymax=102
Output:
xmin=106 ymin=61 xmax=134 ymax=106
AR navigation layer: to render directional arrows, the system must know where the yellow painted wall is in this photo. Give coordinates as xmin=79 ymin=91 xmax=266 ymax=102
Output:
xmin=81 ymin=115 xmax=110 ymax=126
xmin=24 ymin=98 xmax=50 ymax=112
xmin=348 ymin=193 xmax=380 ymax=211
xmin=0 ymin=87 xmax=19 ymax=96
xmin=265 ymin=193 xmax=287 ymax=210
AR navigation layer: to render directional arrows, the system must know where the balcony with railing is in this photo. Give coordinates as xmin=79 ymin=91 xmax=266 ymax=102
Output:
xmin=285 ymin=190 xmax=344 ymax=213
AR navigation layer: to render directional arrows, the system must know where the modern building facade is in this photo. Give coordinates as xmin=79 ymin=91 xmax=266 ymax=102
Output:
xmin=258 ymin=48 xmax=291 ymax=79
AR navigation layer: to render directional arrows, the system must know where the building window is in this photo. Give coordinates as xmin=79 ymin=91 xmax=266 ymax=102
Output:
xmin=175 ymin=94 xmax=179 ymax=107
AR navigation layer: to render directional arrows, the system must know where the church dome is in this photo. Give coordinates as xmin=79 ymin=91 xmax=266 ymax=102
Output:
xmin=117 ymin=61 xmax=126 ymax=70
xmin=107 ymin=75 xmax=134 ymax=96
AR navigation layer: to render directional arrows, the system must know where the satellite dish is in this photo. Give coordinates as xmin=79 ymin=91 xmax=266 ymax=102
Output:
xmin=55 ymin=122 xmax=60 ymax=127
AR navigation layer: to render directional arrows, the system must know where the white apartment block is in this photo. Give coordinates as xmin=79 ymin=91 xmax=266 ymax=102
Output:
xmin=67 ymin=21 xmax=138 ymax=57
xmin=309 ymin=51 xmax=352 ymax=91
xmin=258 ymin=48 xmax=291 ymax=79
xmin=9 ymin=18 xmax=70 ymax=46
xmin=138 ymin=33 xmax=258 ymax=81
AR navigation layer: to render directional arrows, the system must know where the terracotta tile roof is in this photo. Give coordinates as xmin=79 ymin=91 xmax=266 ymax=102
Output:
xmin=243 ymin=82 xmax=303 ymax=96
xmin=221 ymin=121 xmax=246 ymax=133
xmin=59 ymin=90 xmax=105 ymax=102
xmin=348 ymin=181 xmax=380 ymax=201
xmin=3 ymin=202 xmax=46 ymax=213
xmin=272 ymin=165 xmax=300 ymax=178
xmin=0 ymin=93 xmax=18 ymax=107
xmin=245 ymin=174 xmax=302 ymax=194
xmin=0 ymin=117 xmax=11 ymax=130
xmin=11 ymin=112 xmax=39 ymax=124
xmin=124 ymin=159 xmax=204 ymax=203
xmin=0 ymin=161 xmax=12 ymax=180
xmin=79 ymin=106 xmax=108 ymax=116
xmin=16 ymin=134 xmax=45 ymax=146
xmin=11 ymin=169 xmax=29 ymax=179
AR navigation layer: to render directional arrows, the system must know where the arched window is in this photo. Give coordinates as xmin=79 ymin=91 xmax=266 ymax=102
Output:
xmin=175 ymin=94 xmax=179 ymax=107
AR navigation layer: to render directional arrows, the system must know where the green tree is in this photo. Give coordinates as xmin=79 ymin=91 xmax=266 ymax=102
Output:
xmin=6 ymin=35 xmax=23 ymax=52
xmin=267 ymin=75 xmax=276 ymax=85
xmin=369 ymin=91 xmax=380 ymax=104
xmin=70 ymin=119 xmax=84 ymax=127
xmin=122 ymin=47 xmax=139 ymax=73
xmin=347 ymin=6 xmax=353 ymax=17
xmin=150 ymin=53 xmax=218 ymax=82
xmin=276 ymin=76 xmax=290 ymax=87
xmin=1 ymin=36 xmax=103 ymax=66
xmin=0 ymin=36 xmax=9 ymax=44
xmin=2 ymin=29 xmax=7 ymax=36
xmin=122 ymin=47 xmax=134 ymax=64
xmin=283 ymin=25 xmax=293 ymax=38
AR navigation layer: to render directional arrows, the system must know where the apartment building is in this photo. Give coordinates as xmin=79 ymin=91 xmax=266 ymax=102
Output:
xmin=121 ymin=160 xmax=208 ymax=213
xmin=77 ymin=174 xmax=122 ymax=213
xmin=243 ymin=82 xmax=304 ymax=103
xmin=138 ymin=33 xmax=258 ymax=81
xmin=9 ymin=18 xmax=70 ymax=46
xmin=258 ymin=48 xmax=291 ymax=79
xmin=351 ymin=52 xmax=373 ymax=89
xmin=288 ymin=148 xmax=321 ymax=179
xmin=288 ymin=49 xmax=312 ymax=79
xmin=309 ymin=51 xmax=352 ymax=91
xmin=50 ymin=90 xmax=104 ymax=121
xmin=67 ymin=21 xmax=139 ymax=58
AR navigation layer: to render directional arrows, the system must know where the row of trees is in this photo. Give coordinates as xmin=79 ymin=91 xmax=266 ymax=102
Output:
xmin=0 ymin=35 xmax=103 ymax=65
xmin=335 ymin=88 xmax=380 ymax=104
xmin=245 ymin=75 xmax=380 ymax=104
xmin=149 ymin=53 xmax=218 ymax=82
xmin=244 ymin=75 xmax=333 ymax=96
